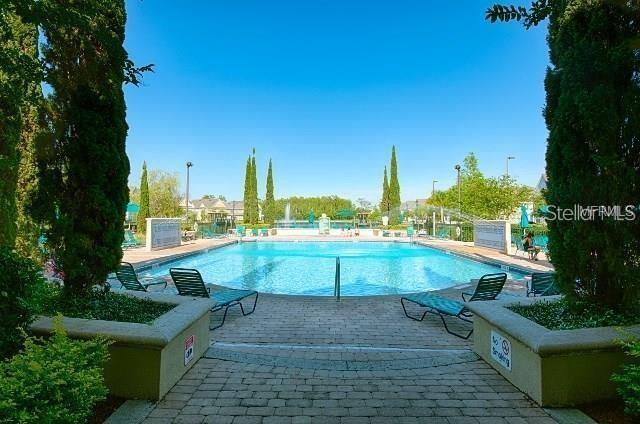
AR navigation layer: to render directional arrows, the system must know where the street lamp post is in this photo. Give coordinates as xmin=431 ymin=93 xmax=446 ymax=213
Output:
xmin=506 ymin=156 xmax=515 ymax=178
xmin=454 ymin=165 xmax=461 ymax=217
xmin=186 ymin=162 xmax=193 ymax=226
xmin=432 ymin=180 xmax=438 ymax=198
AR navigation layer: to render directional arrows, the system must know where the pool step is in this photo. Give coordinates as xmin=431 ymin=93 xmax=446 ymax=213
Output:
xmin=205 ymin=342 xmax=477 ymax=371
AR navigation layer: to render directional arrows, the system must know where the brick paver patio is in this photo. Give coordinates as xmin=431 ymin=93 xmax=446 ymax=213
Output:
xmin=141 ymin=290 xmax=557 ymax=423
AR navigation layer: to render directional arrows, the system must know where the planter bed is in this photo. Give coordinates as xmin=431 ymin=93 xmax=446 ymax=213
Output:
xmin=31 ymin=292 xmax=213 ymax=400
xmin=465 ymin=296 xmax=640 ymax=407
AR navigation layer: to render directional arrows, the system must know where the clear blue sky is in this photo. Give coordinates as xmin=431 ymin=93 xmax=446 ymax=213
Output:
xmin=124 ymin=0 xmax=549 ymax=203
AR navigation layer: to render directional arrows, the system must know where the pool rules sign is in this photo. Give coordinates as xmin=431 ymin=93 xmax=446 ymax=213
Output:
xmin=184 ymin=335 xmax=195 ymax=366
xmin=490 ymin=330 xmax=512 ymax=371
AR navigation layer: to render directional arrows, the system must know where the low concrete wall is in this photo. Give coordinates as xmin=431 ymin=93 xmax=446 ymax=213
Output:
xmin=466 ymin=297 xmax=640 ymax=406
xmin=31 ymin=292 xmax=213 ymax=400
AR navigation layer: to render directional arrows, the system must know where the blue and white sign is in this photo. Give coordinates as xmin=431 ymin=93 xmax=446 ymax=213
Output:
xmin=491 ymin=330 xmax=512 ymax=371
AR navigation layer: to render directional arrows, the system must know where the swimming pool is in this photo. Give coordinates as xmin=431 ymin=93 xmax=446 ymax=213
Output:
xmin=146 ymin=241 xmax=526 ymax=296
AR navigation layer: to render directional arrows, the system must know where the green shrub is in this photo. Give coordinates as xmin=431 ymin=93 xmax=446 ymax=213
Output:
xmin=0 ymin=317 xmax=111 ymax=423
xmin=612 ymin=337 xmax=640 ymax=416
xmin=31 ymin=284 xmax=174 ymax=324
xmin=508 ymin=298 xmax=640 ymax=330
xmin=0 ymin=247 xmax=43 ymax=360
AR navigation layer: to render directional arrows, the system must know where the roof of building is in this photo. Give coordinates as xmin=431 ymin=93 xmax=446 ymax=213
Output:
xmin=400 ymin=199 xmax=428 ymax=211
xmin=535 ymin=173 xmax=547 ymax=191
xmin=187 ymin=198 xmax=244 ymax=211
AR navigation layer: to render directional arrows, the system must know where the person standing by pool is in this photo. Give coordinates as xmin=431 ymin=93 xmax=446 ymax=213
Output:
xmin=523 ymin=232 xmax=540 ymax=260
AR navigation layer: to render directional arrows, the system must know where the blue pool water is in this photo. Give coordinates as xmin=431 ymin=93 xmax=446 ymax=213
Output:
xmin=148 ymin=241 xmax=526 ymax=296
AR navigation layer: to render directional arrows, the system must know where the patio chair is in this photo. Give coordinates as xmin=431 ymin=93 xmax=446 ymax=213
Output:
xmin=236 ymin=226 xmax=245 ymax=237
xmin=534 ymin=235 xmax=550 ymax=255
xmin=527 ymin=272 xmax=558 ymax=297
xmin=169 ymin=267 xmax=259 ymax=330
xmin=407 ymin=227 xmax=415 ymax=237
xmin=436 ymin=227 xmax=450 ymax=239
xmin=251 ymin=228 xmax=259 ymax=237
xmin=122 ymin=230 xmax=139 ymax=249
xmin=261 ymin=228 xmax=269 ymax=237
xmin=512 ymin=235 xmax=525 ymax=254
xmin=400 ymin=272 xmax=507 ymax=339
xmin=115 ymin=262 xmax=167 ymax=292
xmin=201 ymin=228 xmax=214 ymax=239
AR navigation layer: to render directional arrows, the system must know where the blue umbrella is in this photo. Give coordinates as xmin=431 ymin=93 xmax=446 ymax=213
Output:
xmin=127 ymin=202 xmax=140 ymax=213
xmin=520 ymin=205 xmax=530 ymax=234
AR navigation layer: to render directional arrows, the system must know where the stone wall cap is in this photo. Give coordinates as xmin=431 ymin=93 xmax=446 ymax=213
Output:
xmin=465 ymin=297 xmax=640 ymax=356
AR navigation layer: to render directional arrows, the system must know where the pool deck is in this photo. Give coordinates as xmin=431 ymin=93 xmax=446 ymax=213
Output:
xmin=122 ymin=238 xmax=237 ymax=268
xmin=124 ymin=236 xmax=561 ymax=423
xmin=138 ymin=289 xmax=558 ymax=424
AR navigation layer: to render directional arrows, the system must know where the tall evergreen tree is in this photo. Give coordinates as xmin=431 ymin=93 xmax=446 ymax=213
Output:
xmin=389 ymin=145 xmax=401 ymax=209
xmin=39 ymin=0 xmax=132 ymax=294
xmin=251 ymin=150 xmax=259 ymax=223
xmin=381 ymin=167 xmax=390 ymax=214
xmin=137 ymin=161 xmax=149 ymax=232
xmin=264 ymin=159 xmax=275 ymax=224
xmin=0 ymin=11 xmax=38 ymax=248
xmin=15 ymin=82 xmax=44 ymax=261
xmin=488 ymin=0 xmax=640 ymax=307
xmin=243 ymin=155 xmax=252 ymax=223
xmin=0 ymin=10 xmax=43 ymax=257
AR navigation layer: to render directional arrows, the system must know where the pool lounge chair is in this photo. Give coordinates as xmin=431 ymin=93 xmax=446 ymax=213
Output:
xmin=169 ymin=267 xmax=259 ymax=330
xmin=115 ymin=262 xmax=167 ymax=291
xmin=236 ymin=226 xmax=246 ymax=237
xmin=261 ymin=228 xmax=269 ymax=237
xmin=251 ymin=228 xmax=259 ymax=237
xmin=527 ymin=272 xmax=558 ymax=297
xmin=407 ymin=227 xmax=415 ymax=237
xmin=400 ymin=272 xmax=507 ymax=339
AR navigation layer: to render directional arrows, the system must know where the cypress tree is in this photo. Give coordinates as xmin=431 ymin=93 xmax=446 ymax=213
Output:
xmin=137 ymin=161 xmax=149 ymax=232
xmin=544 ymin=1 xmax=640 ymax=307
xmin=381 ymin=167 xmax=390 ymax=214
xmin=15 ymin=80 xmax=44 ymax=261
xmin=264 ymin=159 xmax=275 ymax=224
xmin=0 ymin=11 xmax=37 ymax=248
xmin=250 ymin=150 xmax=259 ymax=223
xmin=40 ymin=0 xmax=131 ymax=295
xmin=243 ymin=155 xmax=252 ymax=223
xmin=488 ymin=1 xmax=640 ymax=307
xmin=389 ymin=145 xmax=401 ymax=209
